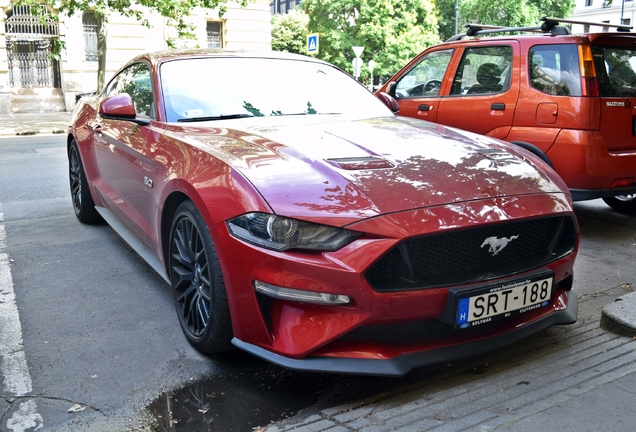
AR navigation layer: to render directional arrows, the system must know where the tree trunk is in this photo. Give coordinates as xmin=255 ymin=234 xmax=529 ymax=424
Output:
xmin=97 ymin=14 xmax=108 ymax=92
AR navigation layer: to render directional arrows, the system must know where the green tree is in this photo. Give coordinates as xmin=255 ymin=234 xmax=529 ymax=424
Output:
xmin=19 ymin=0 xmax=249 ymax=91
xmin=271 ymin=8 xmax=309 ymax=54
xmin=459 ymin=0 xmax=575 ymax=28
xmin=301 ymin=0 xmax=441 ymax=84
xmin=436 ymin=0 xmax=458 ymax=42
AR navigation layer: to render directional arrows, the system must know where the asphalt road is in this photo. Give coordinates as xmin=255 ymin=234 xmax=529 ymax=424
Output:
xmin=1 ymin=134 xmax=635 ymax=432
xmin=0 ymin=135 xmax=226 ymax=431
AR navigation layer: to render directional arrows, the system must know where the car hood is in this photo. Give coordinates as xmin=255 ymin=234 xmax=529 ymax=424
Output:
xmin=167 ymin=115 xmax=568 ymax=225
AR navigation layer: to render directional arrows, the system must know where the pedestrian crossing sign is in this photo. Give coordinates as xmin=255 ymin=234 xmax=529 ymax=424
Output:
xmin=307 ymin=34 xmax=319 ymax=55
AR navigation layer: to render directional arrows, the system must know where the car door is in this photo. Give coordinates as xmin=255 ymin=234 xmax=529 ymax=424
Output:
xmin=91 ymin=62 xmax=157 ymax=245
xmin=392 ymin=48 xmax=456 ymax=123
xmin=593 ymin=42 xmax=636 ymax=153
xmin=436 ymin=42 xmax=520 ymax=140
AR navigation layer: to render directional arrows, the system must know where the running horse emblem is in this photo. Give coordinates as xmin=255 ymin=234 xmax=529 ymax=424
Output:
xmin=481 ymin=235 xmax=519 ymax=256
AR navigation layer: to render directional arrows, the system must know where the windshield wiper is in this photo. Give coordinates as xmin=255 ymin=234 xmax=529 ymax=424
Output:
xmin=177 ymin=113 xmax=254 ymax=122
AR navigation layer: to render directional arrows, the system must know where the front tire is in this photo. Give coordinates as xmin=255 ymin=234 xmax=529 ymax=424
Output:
xmin=68 ymin=140 xmax=101 ymax=223
xmin=602 ymin=195 xmax=636 ymax=214
xmin=169 ymin=200 xmax=233 ymax=353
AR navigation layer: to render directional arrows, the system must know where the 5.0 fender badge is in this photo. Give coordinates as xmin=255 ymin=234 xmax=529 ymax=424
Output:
xmin=481 ymin=235 xmax=519 ymax=256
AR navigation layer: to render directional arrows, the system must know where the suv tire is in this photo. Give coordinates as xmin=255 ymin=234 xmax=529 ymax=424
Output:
xmin=602 ymin=195 xmax=636 ymax=214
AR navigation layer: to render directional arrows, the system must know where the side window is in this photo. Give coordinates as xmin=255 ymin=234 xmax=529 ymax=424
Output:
xmin=103 ymin=76 xmax=120 ymax=99
xmin=394 ymin=49 xmax=453 ymax=98
xmin=529 ymin=45 xmax=582 ymax=96
xmin=450 ymin=46 xmax=512 ymax=95
xmin=106 ymin=63 xmax=155 ymax=119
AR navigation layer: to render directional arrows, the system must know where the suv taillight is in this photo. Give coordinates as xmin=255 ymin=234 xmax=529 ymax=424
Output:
xmin=579 ymin=45 xmax=599 ymax=97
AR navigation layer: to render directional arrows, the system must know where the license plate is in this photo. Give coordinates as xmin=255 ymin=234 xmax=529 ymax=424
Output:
xmin=455 ymin=275 xmax=553 ymax=328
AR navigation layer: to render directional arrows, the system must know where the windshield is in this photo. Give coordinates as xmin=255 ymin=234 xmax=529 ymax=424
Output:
xmin=159 ymin=57 xmax=391 ymax=122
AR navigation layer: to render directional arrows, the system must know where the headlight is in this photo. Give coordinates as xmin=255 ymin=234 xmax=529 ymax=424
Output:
xmin=227 ymin=212 xmax=361 ymax=251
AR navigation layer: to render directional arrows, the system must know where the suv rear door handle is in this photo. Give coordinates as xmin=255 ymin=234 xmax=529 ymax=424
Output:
xmin=491 ymin=103 xmax=505 ymax=111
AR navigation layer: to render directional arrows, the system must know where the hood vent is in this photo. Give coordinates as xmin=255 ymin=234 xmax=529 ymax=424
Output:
xmin=477 ymin=148 xmax=507 ymax=155
xmin=327 ymin=156 xmax=394 ymax=170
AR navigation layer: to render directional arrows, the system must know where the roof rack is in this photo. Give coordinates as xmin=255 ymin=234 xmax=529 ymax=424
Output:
xmin=445 ymin=16 xmax=632 ymax=42
xmin=540 ymin=16 xmax=632 ymax=32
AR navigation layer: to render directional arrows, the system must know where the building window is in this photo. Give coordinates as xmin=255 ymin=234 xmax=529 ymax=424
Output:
xmin=83 ymin=12 xmax=98 ymax=62
xmin=603 ymin=20 xmax=610 ymax=32
xmin=585 ymin=0 xmax=592 ymax=6
xmin=207 ymin=22 xmax=223 ymax=48
xmin=622 ymin=18 xmax=631 ymax=25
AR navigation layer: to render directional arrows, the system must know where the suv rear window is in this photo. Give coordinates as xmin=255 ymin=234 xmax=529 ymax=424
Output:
xmin=529 ymin=45 xmax=582 ymax=96
xmin=591 ymin=45 xmax=636 ymax=97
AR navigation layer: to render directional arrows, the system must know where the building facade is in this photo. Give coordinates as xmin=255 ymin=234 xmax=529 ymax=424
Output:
xmin=0 ymin=1 xmax=272 ymax=114
xmin=270 ymin=0 xmax=300 ymax=14
xmin=572 ymin=0 xmax=636 ymax=31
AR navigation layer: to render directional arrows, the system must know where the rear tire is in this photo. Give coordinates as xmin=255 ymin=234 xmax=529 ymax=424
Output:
xmin=602 ymin=195 xmax=636 ymax=214
xmin=68 ymin=140 xmax=101 ymax=223
xmin=169 ymin=200 xmax=233 ymax=353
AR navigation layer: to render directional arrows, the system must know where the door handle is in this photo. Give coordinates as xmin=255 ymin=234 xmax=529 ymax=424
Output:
xmin=418 ymin=104 xmax=431 ymax=112
xmin=491 ymin=103 xmax=505 ymax=111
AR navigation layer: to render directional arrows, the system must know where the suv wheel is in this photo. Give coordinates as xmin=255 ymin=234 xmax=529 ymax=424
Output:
xmin=602 ymin=195 xmax=636 ymax=214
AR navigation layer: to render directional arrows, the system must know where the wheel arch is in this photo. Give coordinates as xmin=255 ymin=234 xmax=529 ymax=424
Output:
xmin=509 ymin=140 xmax=554 ymax=168
xmin=160 ymin=191 xmax=191 ymax=269
xmin=67 ymin=133 xmax=75 ymax=153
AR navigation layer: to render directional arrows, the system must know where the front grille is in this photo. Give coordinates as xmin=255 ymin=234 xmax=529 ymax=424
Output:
xmin=366 ymin=215 xmax=576 ymax=292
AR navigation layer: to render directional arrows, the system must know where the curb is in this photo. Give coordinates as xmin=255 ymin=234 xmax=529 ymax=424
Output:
xmin=0 ymin=113 xmax=71 ymax=137
xmin=600 ymin=291 xmax=636 ymax=337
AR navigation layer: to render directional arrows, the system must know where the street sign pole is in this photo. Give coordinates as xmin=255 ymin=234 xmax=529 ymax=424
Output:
xmin=368 ymin=59 xmax=376 ymax=91
xmin=352 ymin=46 xmax=364 ymax=81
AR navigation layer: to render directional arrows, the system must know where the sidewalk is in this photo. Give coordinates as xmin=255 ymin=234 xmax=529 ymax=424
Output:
xmin=0 ymin=111 xmax=72 ymax=137
xmin=265 ymin=291 xmax=636 ymax=432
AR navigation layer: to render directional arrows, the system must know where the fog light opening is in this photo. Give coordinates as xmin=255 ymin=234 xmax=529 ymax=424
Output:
xmin=254 ymin=281 xmax=350 ymax=305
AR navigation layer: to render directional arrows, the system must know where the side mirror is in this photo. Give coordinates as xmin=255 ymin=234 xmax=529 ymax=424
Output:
xmin=99 ymin=93 xmax=150 ymax=125
xmin=376 ymin=92 xmax=400 ymax=114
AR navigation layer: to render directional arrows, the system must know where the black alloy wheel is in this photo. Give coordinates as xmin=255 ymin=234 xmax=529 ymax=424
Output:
xmin=602 ymin=195 xmax=636 ymax=214
xmin=169 ymin=200 xmax=233 ymax=353
xmin=68 ymin=140 xmax=101 ymax=223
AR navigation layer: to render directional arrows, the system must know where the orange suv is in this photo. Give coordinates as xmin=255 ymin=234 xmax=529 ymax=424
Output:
xmin=377 ymin=17 xmax=636 ymax=212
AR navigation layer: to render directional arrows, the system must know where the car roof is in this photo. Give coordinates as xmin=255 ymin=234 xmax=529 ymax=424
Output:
xmin=444 ymin=17 xmax=636 ymax=44
xmin=434 ymin=31 xmax=636 ymax=50
xmin=128 ymin=49 xmax=329 ymax=69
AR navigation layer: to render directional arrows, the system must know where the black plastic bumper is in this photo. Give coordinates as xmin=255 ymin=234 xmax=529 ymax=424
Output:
xmin=232 ymin=292 xmax=579 ymax=377
xmin=571 ymin=185 xmax=636 ymax=201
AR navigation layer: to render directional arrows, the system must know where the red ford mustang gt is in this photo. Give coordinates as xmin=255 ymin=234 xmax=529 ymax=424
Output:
xmin=68 ymin=50 xmax=579 ymax=376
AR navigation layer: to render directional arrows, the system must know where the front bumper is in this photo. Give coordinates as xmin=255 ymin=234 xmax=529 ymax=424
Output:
xmin=232 ymin=292 xmax=578 ymax=377
xmin=214 ymin=193 xmax=578 ymax=374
